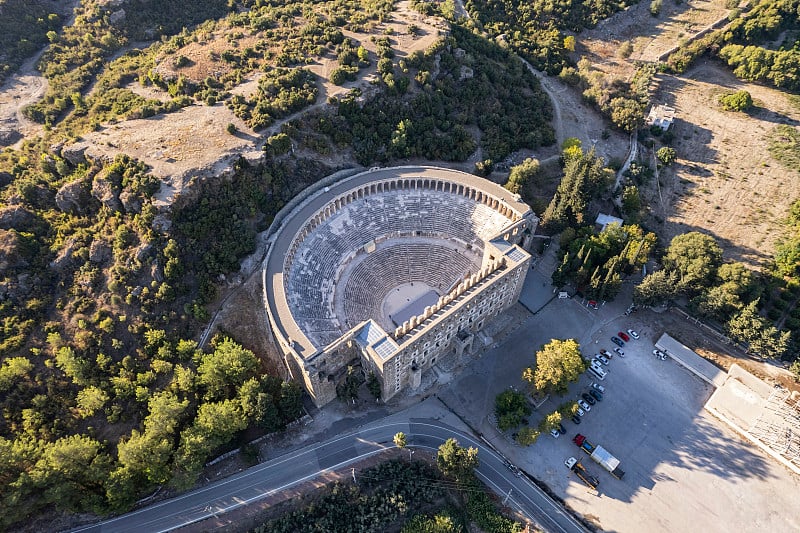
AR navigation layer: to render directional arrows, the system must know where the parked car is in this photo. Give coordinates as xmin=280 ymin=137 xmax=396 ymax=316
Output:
xmin=611 ymin=336 xmax=625 ymax=347
xmin=591 ymin=382 xmax=606 ymax=393
xmin=578 ymin=400 xmax=591 ymax=412
xmin=653 ymin=349 xmax=667 ymax=360
xmin=550 ymin=428 xmax=560 ymax=438
xmin=576 ymin=406 xmax=586 ymax=417
xmin=627 ymin=329 xmax=640 ymax=340
xmin=589 ymin=389 xmax=603 ymax=402
xmin=600 ymin=349 xmax=612 ymax=359
xmin=587 ymin=300 xmax=599 ymax=310
xmin=596 ymin=353 xmax=610 ymax=365
xmin=617 ymin=331 xmax=631 ymax=342
xmin=613 ymin=347 xmax=625 ymax=357
xmin=571 ymin=415 xmax=582 ymax=424
xmin=588 ymin=365 xmax=607 ymax=380
xmin=591 ymin=357 xmax=604 ymax=368
xmin=558 ymin=423 xmax=567 ymax=434
xmin=581 ymin=393 xmax=596 ymax=406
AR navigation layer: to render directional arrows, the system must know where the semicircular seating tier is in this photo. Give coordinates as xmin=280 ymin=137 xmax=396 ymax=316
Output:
xmin=340 ymin=241 xmax=480 ymax=330
xmin=284 ymin=187 xmax=515 ymax=346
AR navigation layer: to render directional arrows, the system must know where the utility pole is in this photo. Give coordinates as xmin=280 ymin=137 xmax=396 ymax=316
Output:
xmin=503 ymin=487 xmax=513 ymax=505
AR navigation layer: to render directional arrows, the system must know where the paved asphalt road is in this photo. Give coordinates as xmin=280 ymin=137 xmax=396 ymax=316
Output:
xmin=71 ymin=417 xmax=586 ymax=533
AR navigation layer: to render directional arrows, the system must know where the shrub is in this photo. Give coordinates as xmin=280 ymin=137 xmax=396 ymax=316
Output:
xmin=474 ymin=159 xmax=494 ymax=177
xmin=650 ymin=0 xmax=662 ymax=16
xmin=656 ymin=146 xmax=677 ymax=166
xmin=515 ymin=427 xmax=540 ymax=446
xmin=719 ymin=90 xmax=753 ymax=112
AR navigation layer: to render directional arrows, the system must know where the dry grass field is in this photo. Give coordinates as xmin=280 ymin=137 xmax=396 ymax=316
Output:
xmin=647 ymin=61 xmax=800 ymax=267
xmin=572 ymin=0 xmax=798 ymax=266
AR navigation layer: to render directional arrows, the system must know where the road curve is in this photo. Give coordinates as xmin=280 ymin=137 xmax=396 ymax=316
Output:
xmin=69 ymin=418 xmax=587 ymax=533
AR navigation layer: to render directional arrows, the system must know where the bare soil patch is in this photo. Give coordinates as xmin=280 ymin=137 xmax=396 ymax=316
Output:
xmin=156 ymin=34 xmax=263 ymax=81
xmin=578 ymin=0 xmax=732 ymax=74
xmin=212 ymin=272 xmax=285 ymax=377
xmin=534 ymin=71 xmax=629 ymax=164
xmin=644 ymin=61 xmax=800 ymax=267
xmin=574 ymin=0 xmax=800 ymax=268
xmin=74 ymin=101 xmax=259 ymax=205
xmin=67 ymin=1 xmax=446 ymax=208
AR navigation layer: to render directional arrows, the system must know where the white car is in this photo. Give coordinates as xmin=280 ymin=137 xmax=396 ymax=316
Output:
xmin=576 ymin=406 xmax=586 ymax=417
xmin=578 ymin=399 xmax=591 ymax=412
xmin=613 ymin=347 xmax=625 ymax=357
xmin=591 ymin=382 xmax=606 ymax=393
xmin=596 ymin=353 xmax=610 ymax=365
xmin=565 ymin=456 xmax=578 ymax=469
xmin=550 ymin=428 xmax=561 ymax=438
xmin=627 ymin=329 xmax=640 ymax=340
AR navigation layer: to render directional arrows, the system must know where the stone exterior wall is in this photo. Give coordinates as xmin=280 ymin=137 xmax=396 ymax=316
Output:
xmin=263 ymin=166 xmax=538 ymax=407
xmin=373 ymin=254 xmax=530 ymax=402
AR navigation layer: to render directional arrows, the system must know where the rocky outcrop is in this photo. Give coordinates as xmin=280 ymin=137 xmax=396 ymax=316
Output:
xmin=55 ymin=176 xmax=97 ymax=214
xmin=92 ymin=171 xmax=123 ymax=211
xmin=50 ymin=237 xmax=79 ymax=273
xmin=135 ymin=243 xmax=153 ymax=262
xmin=61 ymin=142 xmax=90 ymax=166
xmin=0 ymin=229 xmax=27 ymax=272
xmin=0 ymin=128 xmax=22 ymax=147
xmin=89 ymin=239 xmax=112 ymax=264
xmin=119 ymin=189 xmax=142 ymax=214
xmin=109 ymin=9 xmax=126 ymax=25
xmin=0 ymin=206 xmax=37 ymax=231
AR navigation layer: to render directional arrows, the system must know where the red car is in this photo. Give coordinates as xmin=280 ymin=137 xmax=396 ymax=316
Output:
xmin=617 ymin=331 xmax=630 ymax=342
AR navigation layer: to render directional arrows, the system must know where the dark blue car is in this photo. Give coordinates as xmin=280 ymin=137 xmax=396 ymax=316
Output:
xmin=611 ymin=336 xmax=625 ymax=347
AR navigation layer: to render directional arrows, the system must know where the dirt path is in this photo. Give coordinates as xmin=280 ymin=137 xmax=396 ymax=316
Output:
xmin=0 ymin=47 xmax=48 ymax=146
xmin=0 ymin=0 xmax=81 ymax=147
xmin=523 ymin=64 xmax=565 ymax=148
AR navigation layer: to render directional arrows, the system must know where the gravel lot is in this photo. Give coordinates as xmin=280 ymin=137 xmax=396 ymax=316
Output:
xmin=439 ymin=264 xmax=800 ymax=533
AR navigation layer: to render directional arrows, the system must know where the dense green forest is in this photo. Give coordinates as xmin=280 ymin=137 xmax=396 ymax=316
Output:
xmin=303 ymin=25 xmax=555 ymax=164
xmin=457 ymin=0 xmax=649 ymax=130
xmin=0 ymin=0 xmax=63 ymax=85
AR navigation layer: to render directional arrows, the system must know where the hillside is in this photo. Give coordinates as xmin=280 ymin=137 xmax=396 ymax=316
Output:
xmin=1 ymin=0 xmax=800 ymax=529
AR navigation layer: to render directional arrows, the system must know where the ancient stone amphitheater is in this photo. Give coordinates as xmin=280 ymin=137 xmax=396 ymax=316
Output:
xmin=263 ymin=167 xmax=537 ymax=407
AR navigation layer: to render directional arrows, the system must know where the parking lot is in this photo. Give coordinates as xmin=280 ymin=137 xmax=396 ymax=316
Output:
xmin=439 ymin=267 xmax=800 ymax=533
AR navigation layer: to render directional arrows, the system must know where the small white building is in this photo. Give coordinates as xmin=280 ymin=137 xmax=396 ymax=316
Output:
xmin=595 ymin=213 xmax=623 ymax=231
xmin=646 ymin=104 xmax=676 ymax=131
